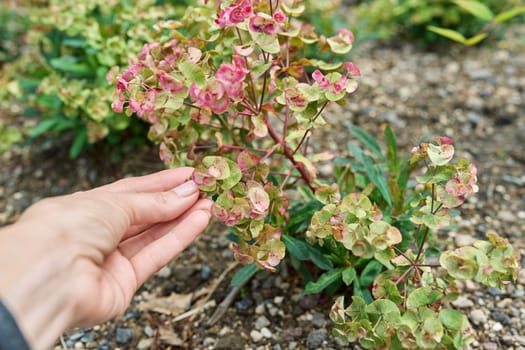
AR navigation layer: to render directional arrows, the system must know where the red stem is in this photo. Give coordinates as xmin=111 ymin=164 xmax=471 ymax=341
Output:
xmin=265 ymin=118 xmax=314 ymax=191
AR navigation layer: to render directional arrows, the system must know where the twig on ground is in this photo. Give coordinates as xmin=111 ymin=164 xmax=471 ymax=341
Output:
xmin=206 ymin=276 xmax=251 ymax=327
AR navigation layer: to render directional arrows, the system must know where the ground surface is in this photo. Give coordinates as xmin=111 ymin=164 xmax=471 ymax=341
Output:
xmin=1 ymin=26 xmax=524 ymax=350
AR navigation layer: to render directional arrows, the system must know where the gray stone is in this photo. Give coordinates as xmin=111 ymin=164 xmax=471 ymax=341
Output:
xmin=144 ymin=325 xmax=154 ymax=337
xmin=469 ymin=309 xmax=487 ymax=325
xmin=115 ymin=327 xmax=133 ymax=344
xmin=254 ymin=316 xmax=270 ymax=329
xmin=202 ymin=337 xmax=215 ymax=346
xmin=482 ymin=342 xmax=498 ymax=350
xmin=491 ymin=311 xmax=511 ymax=325
xmin=492 ymin=322 xmax=503 ymax=332
xmin=250 ymin=330 xmax=263 ymax=343
xmin=200 ymin=266 xmax=211 ymax=280
xmin=261 ymin=327 xmax=273 ymax=339
xmin=487 ymin=287 xmax=502 ymax=297
xmin=306 ymin=329 xmax=328 ymax=349
xmin=452 ymin=296 xmax=474 ymax=308
xmin=137 ymin=338 xmax=154 ymax=350
xmin=311 ymin=312 xmax=327 ymax=328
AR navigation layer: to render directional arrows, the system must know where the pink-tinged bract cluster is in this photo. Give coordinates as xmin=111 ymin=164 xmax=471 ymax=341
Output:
xmin=111 ymin=0 xmax=359 ymax=271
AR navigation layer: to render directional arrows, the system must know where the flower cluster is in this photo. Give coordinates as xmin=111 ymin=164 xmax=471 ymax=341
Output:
xmin=307 ymin=192 xmax=401 ymax=266
xmin=111 ymin=0 xmax=359 ymax=269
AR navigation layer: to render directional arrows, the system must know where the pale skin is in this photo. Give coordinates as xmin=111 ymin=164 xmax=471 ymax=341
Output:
xmin=0 ymin=167 xmax=213 ymax=350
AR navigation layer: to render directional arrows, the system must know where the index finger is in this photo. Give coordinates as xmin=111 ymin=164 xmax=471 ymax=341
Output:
xmin=94 ymin=167 xmax=194 ymax=193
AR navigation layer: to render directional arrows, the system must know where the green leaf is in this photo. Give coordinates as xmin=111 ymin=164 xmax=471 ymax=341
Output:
xmin=342 ymin=267 xmax=357 ymax=285
xmin=353 ymin=278 xmax=373 ymax=304
xmin=439 ymin=309 xmax=470 ymax=331
xmin=453 ymin=0 xmax=494 ymax=21
xmin=49 ymin=57 xmax=92 ymax=76
xmin=282 ymin=234 xmax=310 ymax=260
xmin=304 ymin=268 xmax=343 ymax=295
xmin=465 ymin=32 xmax=488 ymax=46
xmin=362 ymin=155 xmax=393 ymax=206
xmin=308 ymin=245 xmax=334 ymax=270
xmin=179 ymin=60 xmax=206 ymax=87
xmin=285 ymin=200 xmax=323 ymax=234
xmin=406 ymin=286 xmax=442 ymax=309
xmin=427 ymin=26 xmax=467 ymax=44
xmin=347 ymin=141 xmax=365 ymax=164
xmin=494 ymin=6 xmax=525 ymax=23
xmin=231 ymin=263 xmax=258 ymax=286
xmin=384 ymin=125 xmax=398 ymax=172
xmin=359 ymin=260 xmax=383 ymax=287
xmin=69 ymin=128 xmax=87 ymax=158
xmin=326 ymin=37 xmax=352 ymax=54
xmin=29 ymin=118 xmax=60 ymax=138
xmin=351 ymin=126 xmax=385 ymax=161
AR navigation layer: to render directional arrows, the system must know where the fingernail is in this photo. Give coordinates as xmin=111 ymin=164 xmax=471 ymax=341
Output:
xmin=173 ymin=181 xmax=199 ymax=197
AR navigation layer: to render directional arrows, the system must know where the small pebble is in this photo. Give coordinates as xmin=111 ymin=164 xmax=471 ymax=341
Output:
xmin=492 ymin=322 xmax=503 ymax=332
xmin=255 ymin=304 xmax=266 ymax=315
xmin=116 ymin=327 xmax=133 ymax=344
xmin=137 ymin=338 xmax=154 ymax=350
xmin=260 ymin=327 xmax=273 ymax=338
xmin=200 ymin=266 xmax=211 ymax=280
xmin=469 ymin=309 xmax=487 ymax=325
xmin=250 ymin=330 xmax=263 ymax=343
xmin=254 ymin=316 xmax=270 ymax=329
xmin=305 ymin=329 xmax=328 ymax=349
xmin=452 ymin=296 xmax=474 ymax=308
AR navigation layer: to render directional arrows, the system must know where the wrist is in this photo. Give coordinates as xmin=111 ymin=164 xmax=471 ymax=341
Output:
xmin=0 ymin=222 xmax=76 ymax=350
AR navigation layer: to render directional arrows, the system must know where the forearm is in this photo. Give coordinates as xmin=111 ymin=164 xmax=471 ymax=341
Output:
xmin=0 ymin=222 xmax=76 ymax=350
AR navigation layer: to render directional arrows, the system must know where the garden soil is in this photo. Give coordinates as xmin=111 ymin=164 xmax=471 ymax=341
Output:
xmin=1 ymin=26 xmax=524 ymax=350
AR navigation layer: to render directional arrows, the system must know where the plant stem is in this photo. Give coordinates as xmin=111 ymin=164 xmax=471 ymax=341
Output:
xmin=394 ymin=266 xmax=413 ymax=285
xmin=265 ymin=117 xmax=314 ymax=191
xmin=236 ymin=28 xmax=258 ymax=106
xmin=414 ymin=184 xmax=436 ymax=264
xmin=292 ymin=101 xmax=328 ymax=155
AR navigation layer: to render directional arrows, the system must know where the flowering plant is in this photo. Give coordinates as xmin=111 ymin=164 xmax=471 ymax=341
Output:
xmin=112 ymin=1 xmax=520 ymax=348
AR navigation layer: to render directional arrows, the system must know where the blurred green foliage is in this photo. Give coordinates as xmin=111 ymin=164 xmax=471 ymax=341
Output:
xmin=352 ymin=0 xmax=525 ymax=45
xmin=0 ymin=0 xmax=188 ymax=157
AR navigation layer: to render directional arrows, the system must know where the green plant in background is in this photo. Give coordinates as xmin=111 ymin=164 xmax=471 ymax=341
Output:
xmin=0 ymin=3 xmax=30 ymax=64
xmin=0 ymin=0 xmax=192 ymax=157
xmin=352 ymin=0 xmax=525 ymax=45
xmin=112 ymin=1 xmax=520 ymax=348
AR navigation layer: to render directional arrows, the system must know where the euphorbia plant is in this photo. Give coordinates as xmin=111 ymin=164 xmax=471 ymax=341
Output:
xmin=111 ymin=1 xmax=520 ymax=348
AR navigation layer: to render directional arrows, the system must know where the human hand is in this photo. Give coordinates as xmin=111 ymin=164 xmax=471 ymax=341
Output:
xmin=0 ymin=167 xmax=212 ymax=350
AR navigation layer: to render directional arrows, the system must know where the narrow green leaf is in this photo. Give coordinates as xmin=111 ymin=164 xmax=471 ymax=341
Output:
xmin=465 ymin=32 xmax=488 ymax=46
xmin=347 ymin=141 xmax=364 ymax=164
xmin=384 ymin=125 xmax=398 ymax=173
xmin=285 ymin=200 xmax=323 ymax=234
xmin=359 ymin=260 xmax=383 ymax=287
xmin=453 ymin=0 xmax=494 ymax=21
xmin=427 ymin=26 xmax=467 ymax=44
xmin=49 ymin=57 xmax=92 ymax=76
xmin=231 ymin=263 xmax=258 ymax=286
xmin=29 ymin=118 xmax=60 ymax=138
xmin=282 ymin=235 xmax=310 ymax=260
xmin=494 ymin=6 xmax=525 ymax=23
xmin=304 ymin=268 xmax=343 ymax=295
xmin=307 ymin=245 xmax=334 ymax=270
xmin=69 ymin=128 xmax=87 ymax=158
xmin=350 ymin=126 xmax=385 ymax=161
xmin=363 ymin=155 xmax=393 ymax=206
